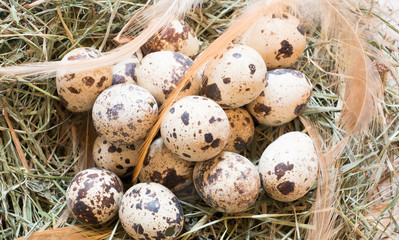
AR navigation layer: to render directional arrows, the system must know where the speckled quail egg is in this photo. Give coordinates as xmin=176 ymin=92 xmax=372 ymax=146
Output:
xmin=199 ymin=44 xmax=267 ymax=109
xmin=246 ymin=69 xmax=312 ymax=126
xmin=66 ymin=168 xmax=123 ymax=225
xmin=93 ymin=136 xmax=144 ymax=177
xmin=240 ymin=12 xmax=306 ymax=69
xmin=111 ymin=55 xmax=139 ymax=85
xmin=142 ymin=19 xmax=201 ymax=58
xmin=135 ymin=51 xmax=200 ymax=104
xmin=56 ymin=47 xmax=112 ymax=112
xmin=92 ymin=84 xmax=158 ymax=144
xmin=193 ymin=151 xmax=260 ymax=213
xmin=161 ymin=96 xmax=230 ymax=162
xmin=119 ymin=182 xmax=184 ymax=239
xmin=223 ymin=108 xmax=255 ymax=153
xmin=139 ymin=138 xmax=195 ymax=192
xmin=258 ymin=132 xmax=318 ymax=202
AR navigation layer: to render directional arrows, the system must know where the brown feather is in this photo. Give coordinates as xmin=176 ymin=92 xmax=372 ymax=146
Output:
xmin=16 ymin=226 xmax=99 ymax=240
xmin=322 ymin=0 xmax=382 ymax=136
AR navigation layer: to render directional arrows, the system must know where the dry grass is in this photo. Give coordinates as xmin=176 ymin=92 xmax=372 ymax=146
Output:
xmin=1 ymin=0 xmax=398 ymax=239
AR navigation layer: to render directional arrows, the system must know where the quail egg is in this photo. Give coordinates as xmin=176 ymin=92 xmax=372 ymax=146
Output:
xmin=119 ymin=182 xmax=184 ymax=239
xmin=193 ymin=151 xmax=260 ymax=213
xmin=139 ymin=138 xmax=195 ymax=192
xmin=161 ymin=96 xmax=230 ymax=162
xmin=93 ymin=136 xmax=144 ymax=177
xmin=199 ymin=44 xmax=267 ymax=108
xmin=142 ymin=19 xmax=201 ymax=58
xmin=258 ymin=132 xmax=318 ymax=202
xmin=111 ymin=55 xmax=139 ymax=85
xmin=56 ymin=47 xmax=112 ymax=112
xmin=223 ymin=108 xmax=255 ymax=153
xmin=246 ymin=69 xmax=312 ymax=126
xmin=241 ymin=12 xmax=306 ymax=69
xmin=92 ymin=84 xmax=158 ymax=144
xmin=135 ymin=51 xmax=200 ymax=104
xmin=66 ymin=168 xmax=123 ymax=225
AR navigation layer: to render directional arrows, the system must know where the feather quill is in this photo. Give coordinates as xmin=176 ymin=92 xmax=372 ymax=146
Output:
xmin=0 ymin=0 xmax=201 ymax=77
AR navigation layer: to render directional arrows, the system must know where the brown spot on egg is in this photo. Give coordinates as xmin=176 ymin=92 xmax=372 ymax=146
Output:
xmin=96 ymin=76 xmax=108 ymax=88
xmin=201 ymin=83 xmax=222 ymax=101
xmin=294 ymin=103 xmax=306 ymax=115
xmin=125 ymin=63 xmax=137 ymax=82
xmin=233 ymin=137 xmax=247 ymax=152
xmin=58 ymin=94 xmax=69 ymax=107
xmin=248 ymin=64 xmax=256 ymax=74
xmin=182 ymin=153 xmax=191 ymax=158
xmin=112 ymin=74 xmax=127 ymax=85
xmin=108 ymin=145 xmax=122 ymax=153
xmin=274 ymin=162 xmax=294 ymax=180
xmin=181 ymin=111 xmax=190 ymax=126
xmin=71 ymin=200 xmax=99 ymax=224
xmin=172 ymin=52 xmax=192 ymax=69
xmin=253 ymin=103 xmax=271 ymax=115
xmin=67 ymin=87 xmax=80 ymax=94
xmin=64 ymin=73 xmax=75 ymax=81
xmin=211 ymin=139 xmax=221 ymax=148
xmin=132 ymin=223 xmax=144 ymax=234
xmin=232 ymin=53 xmax=241 ymax=58
xmin=209 ymin=116 xmax=222 ymax=123
xmin=67 ymin=54 xmax=86 ymax=61
xmin=275 ymin=40 xmax=293 ymax=60
xmin=297 ymin=25 xmax=305 ymax=35
xmin=106 ymin=103 xmax=124 ymax=120
xmin=144 ymin=198 xmax=160 ymax=213
xmin=223 ymin=77 xmax=231 ymax=84
xmin=82 ymin=76 xmax=95 ymax=87
xmin=277 ymin=181 xmax=295 ymax=195
xmin=161 ymin=169 xmax=188 ymax=189
xmin=182 ymin=81 xmax=192 ymax=90
xmin=204 ymin=133 xmax=213 ymax=143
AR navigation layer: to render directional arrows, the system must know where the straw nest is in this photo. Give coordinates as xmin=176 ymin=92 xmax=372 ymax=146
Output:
xmin=0 ymin=0 xmax=398 ymax=239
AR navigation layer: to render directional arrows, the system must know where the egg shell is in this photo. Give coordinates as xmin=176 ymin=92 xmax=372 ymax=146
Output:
xmin=199 ymin=44 xmax=267 ymax=109
xmin=142 ymin=19 xmax=201 ymax=58
xmin=135 ymin=51 xmax=200 ymax=104
xmin=56 ymin=47 xmax=112 ymax=112
xmin=223 ymin=108 xmax=255 ymax=153
xmin=111 ymin=55 xmax=139 ymax=85
xmin=139 ymin=138 xmax=195 ymax=192
xmin=258 ymin=132 xmax=318 ymax=202
xmin=161 ymin=96 xmax=230 ymax=162
xmin=93 ymin=136 xmax=144 ymax=177
xmin=92 ymin=84 xmax=158 ymax=144
xmin=119 ymin=182 xmax=184 ymax=239
xmin=240 ymin=12 xmax=306 ymax=69
xmin=193 ymin=151 xmax=261 ymax=213
xmin=246 ymin=69 xmax=312 ymax=126
xmin=66 ymin=168 xmax=123 ymax=225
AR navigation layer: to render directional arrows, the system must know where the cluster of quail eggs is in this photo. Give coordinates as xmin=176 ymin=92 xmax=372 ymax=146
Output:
xmin=60 ymin=13 xmax=319 ymax=239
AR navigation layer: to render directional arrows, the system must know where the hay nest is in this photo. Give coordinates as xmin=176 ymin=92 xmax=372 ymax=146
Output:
xmin=0 ymin=0 xmax=398 ymax=239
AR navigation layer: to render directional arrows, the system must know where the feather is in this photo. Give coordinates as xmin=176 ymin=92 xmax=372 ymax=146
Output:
xmin=131 ymin=0 xmax=298 ymax=181
xmin=15 ymin=226 xmax=107 ymax=240
xmin=0 ymin=0 xmax=201 ymax=78
xmin=321 ymin=0 xmax=382 ymax=136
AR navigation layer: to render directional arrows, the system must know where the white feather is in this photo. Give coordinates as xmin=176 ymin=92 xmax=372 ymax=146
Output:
xmin=0 ymin=0 xmax=201 ymax=78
